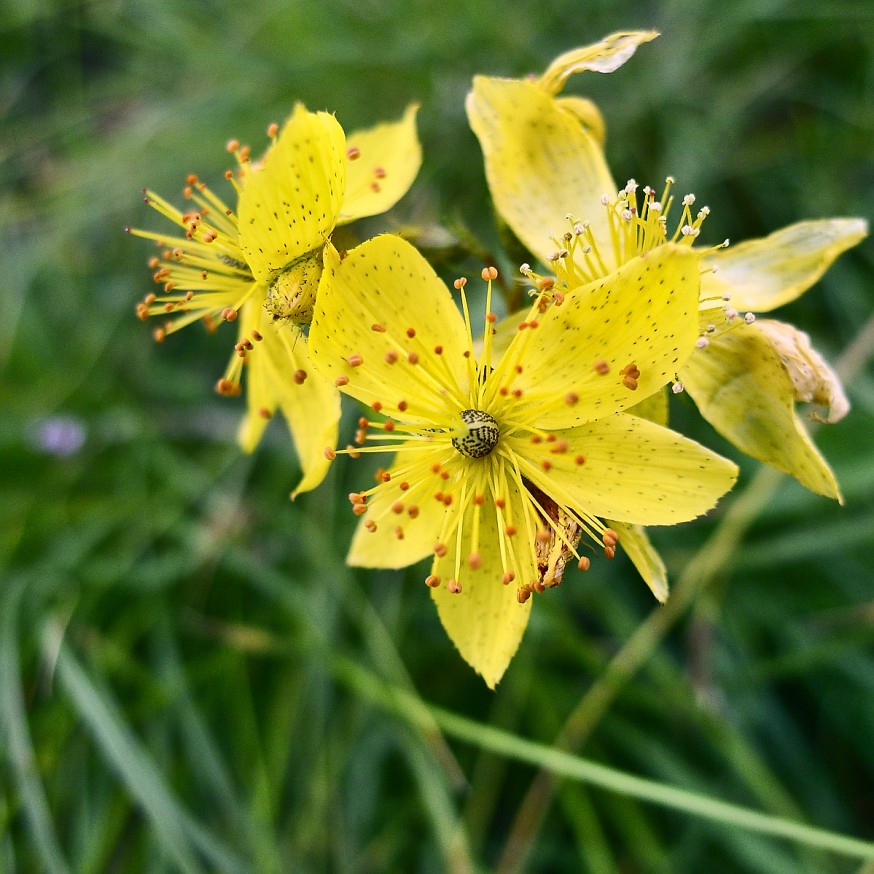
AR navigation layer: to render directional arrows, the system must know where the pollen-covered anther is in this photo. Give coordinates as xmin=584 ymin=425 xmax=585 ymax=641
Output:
xmin=364 ymin=520 xmax=377 ymax=533
xmin=292 ymin=369 xmax=307 ymax=385
xmin=516 ymin=585 xmax=533 ymax=604
xmin=447 ymin=580 xmax=462 ymax=594
xmin=258 ymin=407 xmax=271 ymax=420
xmin=604 ymin=546 xmax=616 ymax=560
xmin=594 ymin=359 xmax=610 ymax=375
xmin=394 ymin=526 xmax=404 ymax=540
xmin=501 ymin=572 xmax=515 ymax=585
xmin=535 ymin=529 xmax=550 ymax=545
xmin=620 ymin=362 xmax=641 ymax=391
xmin=481 ymin=266 xmax=498 ymax=281
xmin=347 ymin=353 xmax=364 ymax=367
xmin=564 ymin=392 xmax=579 ymax=406
xmin=550 ymin=440 xmax=568 ymax=454
xmin=348 ymin=492 xmax=367 ymax=505
xmin=504 ymin=524 xmax=517 ymax=536
xmin=453 ymin=277 xmax=467 ymax=290
xmin=351 ymin=502 xmax=367 ymax=516
xmin=384 ymin=350 xmax=398 ymax=364
xmin=434 ymin=542 xmax=448 ymax=557
xmin=220 ymin=307 xmax=237 ymax=322
xmin=391 ymin=501 xmax=404 ymax=514
xmin=215 ymin=378 xmax=240 ymax=397
xmin=335 ymin=375 xmax=350 ymax=387
xmin=602 ymin=528 xmax=619 ymax=549
xmin=425 ymin=575 xmax=441 ymax=588
xmin=578 ymin=556 xmax=591 ymax=572
xmin=371 ymin=323 xmax=386 ymax=332
xmin=468 ymin=553 xmax=482 ymax=570
xmin=347 ymin=146 xmax=361 ymax=160
xmin=324 ymin=446 xmax=337 ymax=461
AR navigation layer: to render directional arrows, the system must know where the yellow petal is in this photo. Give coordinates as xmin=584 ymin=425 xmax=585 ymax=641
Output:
xmin=430 ymin=484 xmax=535 ymax=689
xmin=680 ymin=325 xmax=842 ymax=501
xmin=755 ymin=319 xmax=849 ymax=423
xmin=627 ymin=387 xmax=668 ymax=427
xmin=466 ymin=74 xmax=617 ymax=267
xmin=309 ymin=237 xmax=470 ymax=423
xmin=338 ymin=105 xmax=422 ymax=224
xmin=607 ymin=521 xmax=668 ymax=603
xmin=505 ymin=245 xmax=700 ymax=429
xmin=238 ymin=105 xmax=346 ymax=282
xmin=700 ymin=218 xmax=868 ymax=312
xmin=239 ymin=311 xmax=340 ymax=498
xmin=347 ymin=450 xmax=445 ymax=568
xmin=514 ymin=414 xmax=737 ymax=526
xmin=537 ymin=31 xmax=660 ymax=94
xmin=555 ymin=96 xmax=606 ymax=147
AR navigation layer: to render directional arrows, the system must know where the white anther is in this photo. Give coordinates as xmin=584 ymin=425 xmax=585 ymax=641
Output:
xmin=696 ymin=336 xmax=709 ymax=349
xmin=744 ymin=312 xmax=756 ymax=324
xmin=672 ymin=381 xmax=685 ymax=394
xmin=682 ymin=194 xmax=696 ymax=206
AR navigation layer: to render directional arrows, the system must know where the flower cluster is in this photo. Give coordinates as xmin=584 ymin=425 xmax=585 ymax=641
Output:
xmin=130 ymin=32 xmax=865 ymax=686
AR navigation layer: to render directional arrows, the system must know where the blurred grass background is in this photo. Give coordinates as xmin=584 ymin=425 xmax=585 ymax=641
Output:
xmin=2 ymin=0 xmax=873 ymax=871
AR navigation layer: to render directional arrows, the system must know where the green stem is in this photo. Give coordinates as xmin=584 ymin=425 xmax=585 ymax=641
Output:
xmin=337 ymin=657 xmax=874 ymax=863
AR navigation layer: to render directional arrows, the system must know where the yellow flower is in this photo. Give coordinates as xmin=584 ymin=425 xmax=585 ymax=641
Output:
xmin=467 ymin=32 xmax=867 ymax=504
xmin=129 ymin=104 xmax=421 ymax=496
xmin=309 ymin=235 xmax=737 ymax=687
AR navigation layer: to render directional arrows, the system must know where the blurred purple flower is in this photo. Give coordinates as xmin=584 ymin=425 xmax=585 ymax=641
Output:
xmin=32 ymin=416 xmax=87 ymax=457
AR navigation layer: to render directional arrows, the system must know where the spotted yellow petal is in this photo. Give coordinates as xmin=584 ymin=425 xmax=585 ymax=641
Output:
xmin=238 ymin=105 xmax=346 ymax=282
xmin=607 ymin=521 xmax=668 ymax=603
xmin=514 ymin=414 xmax=737 ymax=526
xmin=755 ymin=319 xmax=849 ymax=423
xmin=466 ymin=74 xmax=617 ymax=268
xmin=502 ymin=245 xmax=700 ymax=430
xmin=627 ymin=387 xmax=669 ymax=427
xmin=309 ymin=237 xmax=470 ymax=423
xmin=347 ymin=449 xmax=445 ymax=568
xmin=700 ymin=219 xmax=868 ymax=313
xmin=681 ymin=325 xmax=842 ymax=501
xmin=239 ymin=311 xmax=340 ymax=498
xmin=537 ymin=31 xmax=660 ymax=94
xmin=430 ymin=483 xmax=535 ymax=689
xmin=338 ymin=105 xmax=421 ymax=224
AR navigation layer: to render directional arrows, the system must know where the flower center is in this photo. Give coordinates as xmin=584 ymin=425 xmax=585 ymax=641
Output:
xmin=264 ymin=249 xmax=323 ymax=324
xmin=451 ymin=409 xmax=499 ymax=458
